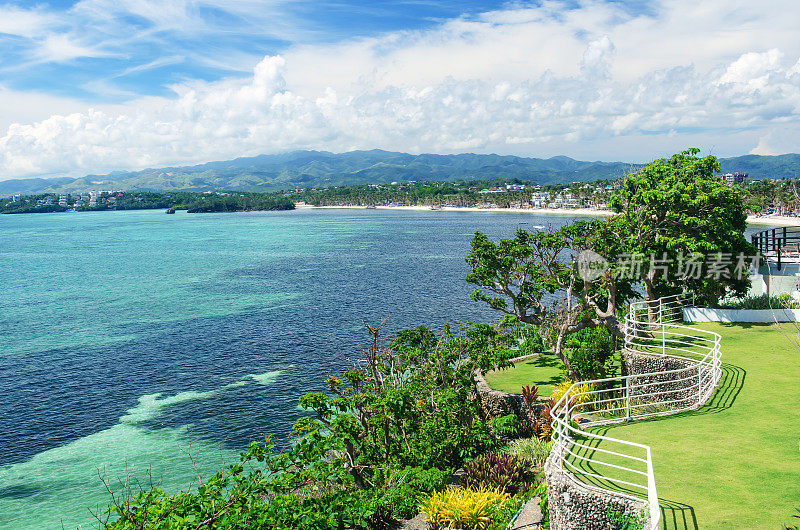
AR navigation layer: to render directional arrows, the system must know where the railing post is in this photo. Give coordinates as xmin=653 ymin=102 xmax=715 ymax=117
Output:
xmin=625 ymin=377 xmax=631 ymax=421
xmin=697 ymin=364 xmax=703 ymax=405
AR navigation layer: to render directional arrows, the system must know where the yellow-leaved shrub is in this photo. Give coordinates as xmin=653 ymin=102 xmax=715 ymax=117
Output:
xmin=419 ymin=485 xmax=511 ymax=530
xmin=551 ymin=381 xmax=597 ymax=407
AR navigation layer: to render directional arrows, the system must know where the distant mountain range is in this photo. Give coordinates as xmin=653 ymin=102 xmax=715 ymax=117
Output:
xmin=2 ymin=150 xmax=799 ymax=196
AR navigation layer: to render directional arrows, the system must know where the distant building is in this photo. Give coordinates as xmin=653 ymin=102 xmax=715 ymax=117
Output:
xmin=723 ymin=172 xmax=747 ymax=186
xmin=532 ymin=192 xmax=549 ymax=208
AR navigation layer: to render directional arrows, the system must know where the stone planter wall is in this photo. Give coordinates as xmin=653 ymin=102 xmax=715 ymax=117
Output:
xmin=544 ymin=452 xmax=649 ymax=530
xmin=623 ymin=350 xmax=698 ymax=409
xmin=473 ymin=355 xmax=549 ymax=432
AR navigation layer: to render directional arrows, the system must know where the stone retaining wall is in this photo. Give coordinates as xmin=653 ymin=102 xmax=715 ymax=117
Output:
xmin=544 ymin=452 xmax=649 ymax=530
xmin=473 ymin=356 xmax=548 ymax=432
xmin=623 ymin=350 xmax=699 ymax=409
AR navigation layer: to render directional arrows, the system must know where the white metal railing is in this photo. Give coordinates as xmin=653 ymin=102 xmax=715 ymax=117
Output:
xmin=547 ymin=293 xmax=722 ymax=529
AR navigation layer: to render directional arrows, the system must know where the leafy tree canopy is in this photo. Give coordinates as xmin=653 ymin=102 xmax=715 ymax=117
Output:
xmin=466 ymin=220 xmax=636 ymax=379
xmin=610 ymin=148 xmax=756 ymax=303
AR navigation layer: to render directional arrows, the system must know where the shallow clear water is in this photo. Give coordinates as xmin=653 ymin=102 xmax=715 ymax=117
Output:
xmin=1 ymin=207 xmax=730 ymax=528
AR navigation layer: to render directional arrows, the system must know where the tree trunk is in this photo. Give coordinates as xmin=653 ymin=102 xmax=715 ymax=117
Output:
xmin=553 ymin=330 xmax=577 ymax=381
xmin=644 ymin=273 xmax=658 ymax=324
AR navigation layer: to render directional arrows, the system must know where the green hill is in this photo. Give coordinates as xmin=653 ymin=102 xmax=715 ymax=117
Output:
xmin=2 ymin=150 xmax=799 ymax=196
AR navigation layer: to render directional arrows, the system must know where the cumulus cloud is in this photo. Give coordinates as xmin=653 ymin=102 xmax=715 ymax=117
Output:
xmin=750 ymin=127 xmax=800 ymax=156
xmin=2 ymin=0 xmax=800 ymax=178
xmin=718 ymin=48 xmax=784 ymax=89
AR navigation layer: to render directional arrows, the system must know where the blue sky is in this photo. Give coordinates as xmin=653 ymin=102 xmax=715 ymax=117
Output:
xmin=2 ymin=0 xmax=517 ymax=101
xmin=0 ymin=0 xmax=798 ymax=180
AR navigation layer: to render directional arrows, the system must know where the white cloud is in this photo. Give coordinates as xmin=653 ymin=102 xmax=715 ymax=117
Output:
xmin=750 ymin=127 xmax=800 ymax=156
xmin=718 ymin=48 xmax=784 ymax=89
xmin=3 ymin=0 xmax=800 ymax=179
xmin=33 ymin=33 xmax=114 ymax=62
xmin=0 ymin=6 xmax=57 ymax=38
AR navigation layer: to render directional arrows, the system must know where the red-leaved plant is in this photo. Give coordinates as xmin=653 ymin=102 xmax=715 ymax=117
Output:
xmin=521 ymin=384 xmax=539 ymax=412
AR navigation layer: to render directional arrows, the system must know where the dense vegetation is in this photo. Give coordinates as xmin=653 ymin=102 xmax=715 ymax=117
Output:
xmin=610 ymin=148 xmax=755 ymax=303
xmin=0 ymin=191 xmax=294 ymax=214
xmin=294 ymin=178 xmax=617 ymax=208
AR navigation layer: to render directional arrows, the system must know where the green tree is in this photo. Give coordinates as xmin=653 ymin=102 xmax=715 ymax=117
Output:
xmin=610 ymin=148 xmax=756 ymax=305
xmin=465 ymin=221 xmax=635 ymax=379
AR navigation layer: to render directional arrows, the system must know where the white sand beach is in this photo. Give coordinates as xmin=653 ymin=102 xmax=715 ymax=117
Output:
xmin=298 ymin=203 xmax=800 ymax=227
xmin=745 ymin=215 xmax=800 ymax=227
xmin=298 ymin=204 xmax=613 ymax=217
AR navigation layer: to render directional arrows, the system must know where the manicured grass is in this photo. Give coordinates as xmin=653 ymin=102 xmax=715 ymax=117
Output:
xmin=567 ymin=323 xmax=800 ymax=529
xmin=484 ymin=352 xmax=565 ymax=396
xmin=484 ymin=351 xmax=623 ymax=397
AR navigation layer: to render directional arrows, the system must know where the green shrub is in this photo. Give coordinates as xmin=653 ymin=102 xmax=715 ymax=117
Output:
xmin=563 ymin=327 xmax=615 ymax=380
xmin=551 ymin=381 xmax=597 ymax=407
xmin=502 ymin=437 xmax=553 ymax=470
xmin=375 ymin=466 xmax=451 ymax=519
xmin=519 ymin=326 xmax=547 ymax=355
xmin=419 ymin=485 xmax=511 ymax=530
xmin=717 ymin=293 xmax=800 ymax=310
xmin=462 ymin=451 xmax=532 ymax=495
xmin=487 ymin=413 xmax=524 ymax=440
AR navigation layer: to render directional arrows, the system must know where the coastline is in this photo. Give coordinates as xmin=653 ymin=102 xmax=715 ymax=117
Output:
xmin=297 ymin=204 xmax=800 ymax=227
xmin=743 ymin=215 xmax=800 ymax=227
xmin=297 ymin=204 xmax=613 ymax=218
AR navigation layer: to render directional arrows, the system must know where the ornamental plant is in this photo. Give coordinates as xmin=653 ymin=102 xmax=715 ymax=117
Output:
xmin=521 ymin=384 xmax=539 ymax=412
xmin=551 ymin=381 xmax=597 ymax=407
xmin=502 ymin=437 xmax=554 ymax=470
xmin=461 ymin=451 xmax=531 ymax=495
xmin=419 ymin=485 xmax=511 ymax=530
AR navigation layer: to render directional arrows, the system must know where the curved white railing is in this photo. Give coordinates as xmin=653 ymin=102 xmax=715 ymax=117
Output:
xmin=547 ymin=294 xmax=722 ymax=529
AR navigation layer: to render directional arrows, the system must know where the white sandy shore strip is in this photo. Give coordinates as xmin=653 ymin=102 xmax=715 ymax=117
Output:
xmin=743 ymin=215 xmax=800 ymax=227
xmin=297 ymin=204 xmax=800 ymax=227
xmin=298 ymin=204 xmax=613 ymax=217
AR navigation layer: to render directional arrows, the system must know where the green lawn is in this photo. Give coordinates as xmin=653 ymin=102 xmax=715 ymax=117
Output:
xmin=560 ymin=323 xmax=800 ymax=529
xmin=484 ymin=352 xmax=566 ymax=396
xmin=484 ymin=351 xmax=623 ymax=396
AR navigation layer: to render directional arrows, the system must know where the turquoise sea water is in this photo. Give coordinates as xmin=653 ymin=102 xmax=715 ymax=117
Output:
xmin=4 ymin=207 xmax=741 ymax=528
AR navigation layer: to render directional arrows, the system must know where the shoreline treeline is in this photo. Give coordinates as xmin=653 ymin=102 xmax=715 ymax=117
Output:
xmin=0 ymin=191 xmax=295 ymax=214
